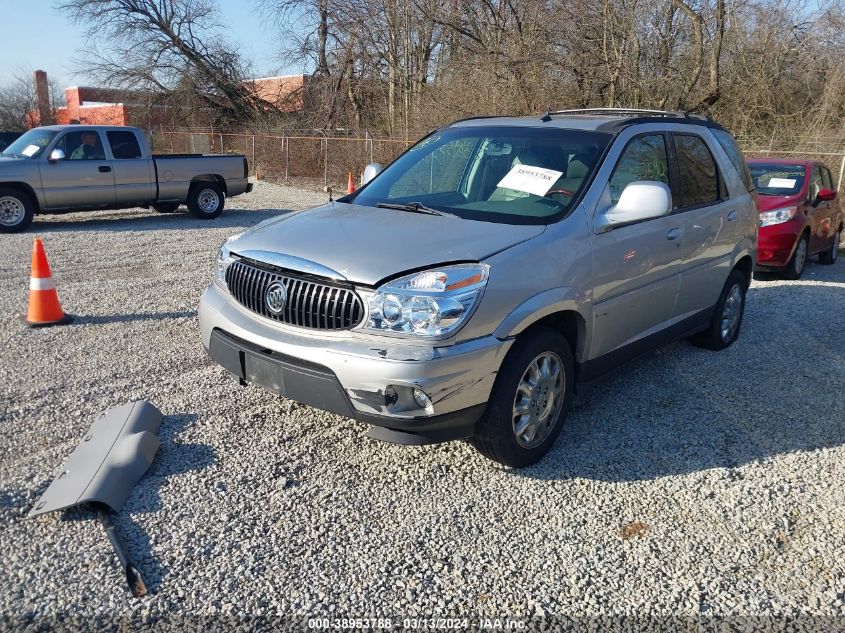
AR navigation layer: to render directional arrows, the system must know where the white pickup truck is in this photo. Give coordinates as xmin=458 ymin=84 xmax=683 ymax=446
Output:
xmin=0 ymin=125 xmax=253 ymax=232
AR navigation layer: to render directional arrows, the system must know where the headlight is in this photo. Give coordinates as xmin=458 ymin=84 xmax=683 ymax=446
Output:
xmin=759 ymin=207 xmax=797 ymax=227
xmin=365 ymin=264 xmax=490 ymax=337
xmin=214 ymin=234 xmax=241 ymax=285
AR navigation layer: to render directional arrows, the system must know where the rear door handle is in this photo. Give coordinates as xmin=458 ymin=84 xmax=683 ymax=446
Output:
xmin=99 ymin=166 xmax=112 ymax=173
xmin=667 ymin=228 xmax=682 ymax=241
xmin=727 ymin=210 xmax=737 ymax=221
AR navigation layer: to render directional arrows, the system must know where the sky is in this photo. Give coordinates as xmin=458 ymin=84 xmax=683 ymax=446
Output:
xmin=0 ymin=0 xmax=308 ymax=90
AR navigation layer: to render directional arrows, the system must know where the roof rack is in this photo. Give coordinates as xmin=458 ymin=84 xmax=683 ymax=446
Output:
xmin=543 ymin=108 xmax=711 ymax=121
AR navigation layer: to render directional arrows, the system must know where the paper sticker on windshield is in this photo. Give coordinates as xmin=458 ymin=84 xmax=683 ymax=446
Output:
xmin=21 ymin=144 xmax=40 ymax=157
xmin=497 ymin=165 xmax=563 ymax=197
xmin=768 ymin=177 xmax=796 ymax=188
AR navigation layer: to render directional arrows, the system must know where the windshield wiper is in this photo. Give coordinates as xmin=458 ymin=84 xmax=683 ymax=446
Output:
xmin=377 ymin=201 xmax=454 ymax=217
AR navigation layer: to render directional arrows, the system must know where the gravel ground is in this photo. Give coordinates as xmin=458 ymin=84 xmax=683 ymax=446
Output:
xmin=1 ymin=180 xmax=843 ymax=630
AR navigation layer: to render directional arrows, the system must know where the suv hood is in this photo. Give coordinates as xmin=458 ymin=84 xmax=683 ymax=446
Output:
xmin=229 ymin=202 xmax=546 ymax=285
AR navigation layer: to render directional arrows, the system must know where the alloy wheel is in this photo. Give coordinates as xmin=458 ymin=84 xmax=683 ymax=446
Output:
xmin=720 ymin=284 xmax=743 ymax=342
xmin=512 ymin=351 xmax=565 ymax=449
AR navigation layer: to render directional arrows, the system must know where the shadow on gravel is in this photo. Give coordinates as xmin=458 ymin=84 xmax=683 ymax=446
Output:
xmin=53 ymin=413 xmax=214 ymax=594
xmin=520 ymin=277 xmax=845 ymax=482
xmin=74 ymin=310 xmax=198 ymax=326
xmin=30 ymin=208 xmax=290 ymax=233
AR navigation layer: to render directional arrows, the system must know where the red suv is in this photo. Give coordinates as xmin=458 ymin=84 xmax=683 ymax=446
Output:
xmin=748 ymin=158 xmax=843 ymax=278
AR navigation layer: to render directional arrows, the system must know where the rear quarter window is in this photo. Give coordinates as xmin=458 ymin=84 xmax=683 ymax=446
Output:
xmin=711 ymin=128 xmax=754 ymax=193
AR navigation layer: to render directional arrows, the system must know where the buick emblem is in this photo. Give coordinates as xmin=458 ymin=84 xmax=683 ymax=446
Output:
xmin=265 ymin=281 xmax=287 ymax=314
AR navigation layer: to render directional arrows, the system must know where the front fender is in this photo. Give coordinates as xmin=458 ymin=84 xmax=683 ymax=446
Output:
xmin=493 ymin=287 xmax=590 ymax=351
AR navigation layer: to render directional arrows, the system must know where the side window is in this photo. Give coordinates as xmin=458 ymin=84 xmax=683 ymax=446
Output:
xmin=821 ymin=166 xmax=834 ymax=191
xmin=712 ymin=128 xmax=754 ymax=192
xmin=389 ymin=138 xmax=475 ymax=198
xmin=808 ymin=166 xmax=823 ymax=201
xmin=107 ymin=131 xmax=142 ymax=159
xmin=673 ymin=134 xmax=720 ymax=208
xmin=608 ymin=134 xmax=670 ymax=204
xmin=60 ymin=131 xmax=106 ymax=161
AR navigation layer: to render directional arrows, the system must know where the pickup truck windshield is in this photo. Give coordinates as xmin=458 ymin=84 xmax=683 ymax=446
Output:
xmin=0 ymin=129 xmax=58 ymax=159
xmin=350 ymin=126 xmax=611 ymax=224
xmin=749 ymin=163 xmax=805 ymax=196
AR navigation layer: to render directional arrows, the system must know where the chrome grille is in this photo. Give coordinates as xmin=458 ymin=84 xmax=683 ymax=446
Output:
xmin=225 ymin=259 xmax=364 ymax=330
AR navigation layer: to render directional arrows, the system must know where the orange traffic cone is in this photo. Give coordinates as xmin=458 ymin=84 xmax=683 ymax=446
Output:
xmin=24 ymin=238 xmax=72 ymax=327
xmin=347 ymin=172 xmax=356 ymax=194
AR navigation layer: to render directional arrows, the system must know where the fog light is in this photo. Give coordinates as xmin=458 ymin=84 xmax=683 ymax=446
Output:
xmin=384 ymin=386 xmax=399 ymax=406
xmin=413 ymin=388 xmax=432 ymax=409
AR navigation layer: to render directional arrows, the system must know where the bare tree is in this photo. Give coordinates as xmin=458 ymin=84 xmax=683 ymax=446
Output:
xmin=59 ymin=0 xmax=269 ymax=124
xmin=0 ymin=72 xmax=64 ymax=130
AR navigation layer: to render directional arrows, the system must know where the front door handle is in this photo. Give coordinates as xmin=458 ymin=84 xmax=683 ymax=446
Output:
xmin=727 ymin=210 xmax=737 ymax=221
xmin=667 ymin=228 xmax=682 ymax=241
xmin=99 ymin=165 xmax=112 ymax=173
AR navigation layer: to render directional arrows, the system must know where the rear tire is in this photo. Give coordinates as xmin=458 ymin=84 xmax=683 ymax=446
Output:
xmin=0 ymin=186 xmax=35 ymax=233
xmin=471 ymin=327 xmax=574 ymax=468
xmin=187 ymin=183 xmax=224 ymax=219
xmin=153 ymin=202 xmax=181 ymax=213
xmin=689 ymin=269 xmax=747 ymax=351
xmin=818 ymin=227 xmax=841 ymax=265
xmin=782 ymin=233 xmax=809 ymax=280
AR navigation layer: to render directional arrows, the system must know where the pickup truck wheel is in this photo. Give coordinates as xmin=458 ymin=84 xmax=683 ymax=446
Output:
xmin=188 ymin=184 xmax=224 ymax=219
xmin=689 ymin=269 xmax=747 ymax=351
xmin=153 ymin=202 xmax=181 ymax=213
xmin=0 ymin=187 xmax=34 ymax=233
xmin=471 ymin=327 xmax=573 ymax=468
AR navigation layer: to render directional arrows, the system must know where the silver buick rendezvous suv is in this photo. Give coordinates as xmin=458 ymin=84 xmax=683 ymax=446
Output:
xmin=199 ymin=109 xmax=757 ymax=467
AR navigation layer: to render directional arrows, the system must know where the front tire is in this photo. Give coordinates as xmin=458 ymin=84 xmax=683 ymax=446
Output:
xmin=471 ymin=327 xmax=574 ymax=468
xmin=187 ymin=183 xmax=225 ymax=219
xmin=0 ymin=186 xmax=35 ymax=233
xmin=782 ymin=233 xmax=809 ymax=279
xmin=818 ymin=227 xmax=841 ymax=265
xmin=689 ymin=269 xmax=747 ymax=351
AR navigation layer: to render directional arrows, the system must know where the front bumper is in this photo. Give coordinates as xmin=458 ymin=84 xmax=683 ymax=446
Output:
xmin=756 ymin=220 xmax=803 ymax=268
xmin=199 ymin=283 xmax=511 ymax=444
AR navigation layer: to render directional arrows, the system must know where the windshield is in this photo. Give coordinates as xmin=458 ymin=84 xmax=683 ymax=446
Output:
xmin=748 ymin=163 xmax=805 ymax=196
xmin=350 ymin=126 xmax=612 ymax=224
xmin=0 ymin=129 xmax=59 ymax=159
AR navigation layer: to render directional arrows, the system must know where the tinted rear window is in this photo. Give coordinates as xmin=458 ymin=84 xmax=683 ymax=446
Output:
xmin=107 ymin=131 xmax=142 ymax=159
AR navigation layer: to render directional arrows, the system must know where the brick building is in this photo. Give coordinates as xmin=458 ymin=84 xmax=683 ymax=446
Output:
xmin=30 ymin=70 xmax=310 ymax=128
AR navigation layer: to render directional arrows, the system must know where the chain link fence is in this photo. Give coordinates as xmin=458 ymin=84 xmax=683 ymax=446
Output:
xmin=151 ymin=129 xmax=845 ymax=193
xmin=151 ymin=129 xmax=421 ymax=190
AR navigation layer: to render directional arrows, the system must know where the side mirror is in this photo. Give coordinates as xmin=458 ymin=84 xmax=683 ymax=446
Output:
xmin=817 ymin=188 xmax=837 ymax=202
xmin=596 ymin=181 xmax=672 ymax=233
xmin=48 ymin=148 xmax=65 ymax=162
xmin=361 ymin=162 xmax=383 ymax=186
